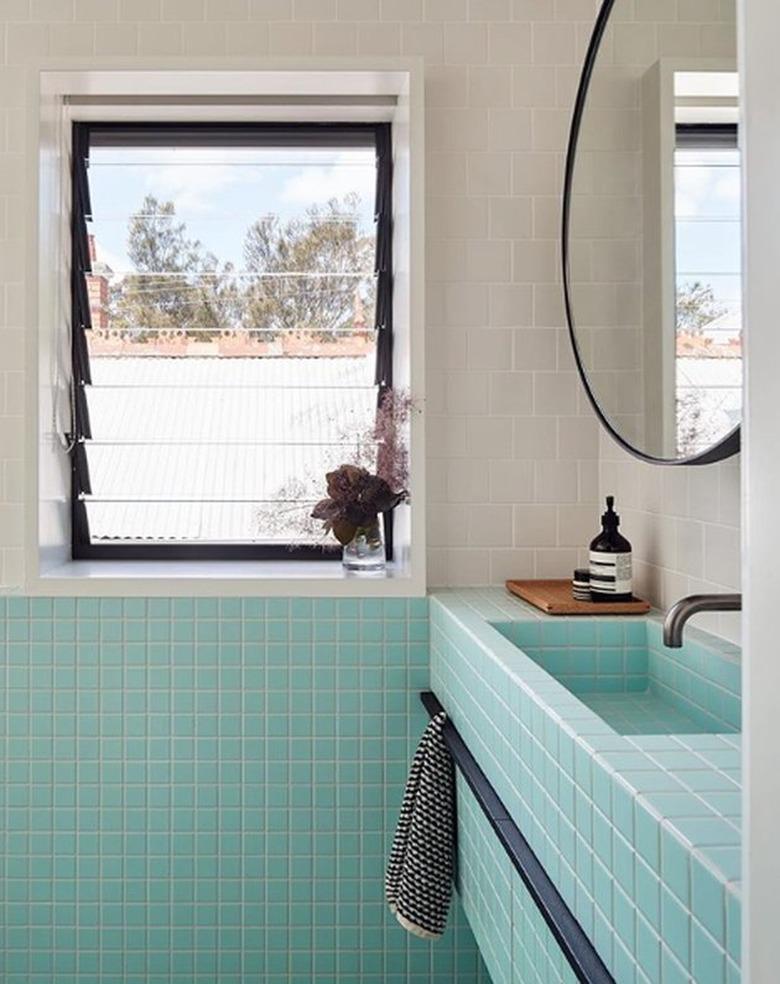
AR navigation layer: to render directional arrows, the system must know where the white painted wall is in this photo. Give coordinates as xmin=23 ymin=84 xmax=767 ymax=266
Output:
xmin=741 ymin=0 xmax=780 ymax=977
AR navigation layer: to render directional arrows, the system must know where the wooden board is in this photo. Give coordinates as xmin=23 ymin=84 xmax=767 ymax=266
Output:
xmin=505 ymin=579 xmax=651 ymax=616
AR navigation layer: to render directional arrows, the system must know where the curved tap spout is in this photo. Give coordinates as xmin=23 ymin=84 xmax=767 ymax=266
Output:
xmin=663 ymin=594 xmax=741 ymax=648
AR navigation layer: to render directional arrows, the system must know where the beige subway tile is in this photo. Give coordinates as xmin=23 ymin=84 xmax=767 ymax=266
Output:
xmin=445 ymin=371 xmax=490 ymax=414
xmin=468 ymin=505 xmax=513 ymax=546
xmin=513 ymin=503 xmax=556 ymax=547
xmin=119 ymin=0 xmax=160 ymax=18
xmin=268 ymin=20 xmax=312 ymax=52
xmin=489 ymin=21 xmax=530 ymax=63
xmin=489 ymin=284 xmax=533 ymax=327
xmin=489 ymin=196 xmax=532 ymax=238
xmin=490 ymin=548 xmax=535 ymax=583
xmin=468 ymin=153 xmax=511 ymax=196
xmin=226 ymin=20 xmax=268 ymax=53
xmin=313 ymin=20 xmax=357 ymax=53
xmin=427 ymin=504 xmax=470 ymax=548
xmin=207 ymin=0 xmax=247 ymax=16
xmin=557 ymin=415 xmax=598 ymax=459
xmin=426 ymin=326 xmax=468 ymax=370
xmin=488 ymin=108 xmax=532 ymax=151
xmin=442 ymin=283 xmax=489 ymax=328
xmin=514 ymin=416 xmax=557 ymax=460
xmin=162 ymin=0 xmax=204 ymax=19
xmin=381 ymin=0 xmax=420 ymax=19
xmin=467 ymin=327 xmax=513 ymax=369
xmin=512 ymin=65 xmax=557 ymax=108
xmin=428 ymin=108 xmax=489 ymax=152
xmin=466 ymin=416 xmax=513 ymax=458
xmin=514 ymin=327 xmax=557 ymax=370
xmin=425 ymin=66 xmax=468 ymax=108
xmin=95 ymin=22 xmax=138 ymax=52
xmin=425 ymin=0 xmax=466 ymax=21
xmin=513 ymin=0 xmax=554 ymax=20
xmin=533 ymin=21 xmax=574 ymax=64
xmin=447 ymin=459 xmax=490 ymax=503
xmin=338 ymin=0 xmax=379 ymax=17
xmin=489 ymin=371 xmax=533 ymax=415
xmin=357 ymin=20 xmax=400 ymax=53
xmin=444 ymin=22 xmax=487 ymax=63
xmin=76 ymin=0 xmax=119 ymax=19
xmin=138 ymin=20 xmax=182 ymax=53
xmin=534 ymin=460 xmax=578 ymax=503
xmin=468 ymin=66 xmax=511 ymax=107
xmin=465 ymin=242 xmax=512 ymax=284
xmin=183 ymin=21 xmax=226 ymax=52
xmin=248 ymin=0 xmax=292 ymax=17
xmin=294 ymin=0 xmax=335 ymax=18
xmin=535 ymin=547 xmax=578 ymax=578
xmin=513 ymin=239 xmax=558 ymax=283
xmin=489 ymin=459 xmax=534 ymax=502
xmin=440 ymin=549 xmax=491 ymax=587
xmin=556 ymin=503 xmax=596 ymax=547
xmin=469 ymin=0 xmax=510 ymax=20
xmin=402 ymin=21 xmax=443 ymax=58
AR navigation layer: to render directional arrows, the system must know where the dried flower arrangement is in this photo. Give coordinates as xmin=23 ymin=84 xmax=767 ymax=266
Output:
xmin=311 ymin=389 xmax=416 ymax=548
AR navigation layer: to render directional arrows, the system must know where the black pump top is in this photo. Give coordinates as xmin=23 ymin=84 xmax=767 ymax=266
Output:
xmin=601 ymin=495 xmax=620 ymax=528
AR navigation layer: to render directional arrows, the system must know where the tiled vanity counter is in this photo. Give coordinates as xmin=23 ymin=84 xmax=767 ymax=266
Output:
xmin=430 ymin=589 xmax=741 ymax=984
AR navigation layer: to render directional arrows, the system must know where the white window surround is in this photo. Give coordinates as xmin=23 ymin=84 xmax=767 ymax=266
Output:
xmin=25 ymin=58 xmax=425 ymax=597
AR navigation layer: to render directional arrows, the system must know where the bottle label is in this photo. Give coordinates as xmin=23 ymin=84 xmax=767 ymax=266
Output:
xmin=589 ymin=551 xmax=632 ymax=596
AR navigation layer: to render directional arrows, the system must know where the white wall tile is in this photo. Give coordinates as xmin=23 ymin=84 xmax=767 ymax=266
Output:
xmin=0 ymin=0 xmax=740 ymax=627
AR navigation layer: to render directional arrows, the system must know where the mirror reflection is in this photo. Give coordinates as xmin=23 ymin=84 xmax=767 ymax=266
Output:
xmin=565 ymin=1 xmax=741 ymax=462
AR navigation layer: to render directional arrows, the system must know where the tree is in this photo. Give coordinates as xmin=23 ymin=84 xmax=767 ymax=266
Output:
xmin=109 ymin=194 xmax=240 ymax=340
xmin=676 ymin=281 xmax=726 ymax=335
xmin=242 ymin=193 xmax=374 ymax=340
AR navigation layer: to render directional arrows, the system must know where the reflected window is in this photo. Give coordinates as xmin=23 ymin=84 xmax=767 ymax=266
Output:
xmin=674 ymin=123 xmax=741 ymax=457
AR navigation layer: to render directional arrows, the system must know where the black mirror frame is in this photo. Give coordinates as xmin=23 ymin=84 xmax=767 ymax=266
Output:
xmin=560 ymin=0 xmax=741 ymax=467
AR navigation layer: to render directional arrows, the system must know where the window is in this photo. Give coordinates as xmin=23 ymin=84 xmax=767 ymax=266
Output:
xmin=674 ymin=123 xmax=741 ymax=457
xmin=70 ymin=122 xmax=393 ymax=560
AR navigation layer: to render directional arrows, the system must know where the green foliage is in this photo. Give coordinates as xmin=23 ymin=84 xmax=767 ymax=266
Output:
xmin=107 ymin=192 xmax=373 ymax=341
xmin=242 ymin=192 xmax=374 ymax=340
xmin=676 ymin=281 xmax=726 ymax=334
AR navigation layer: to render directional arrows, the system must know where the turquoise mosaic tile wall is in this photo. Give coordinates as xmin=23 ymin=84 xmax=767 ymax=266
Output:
xmin=431 ymin=591 xmax=742 ymax=984
xmin=456 ymin=776 xmax=577 ymax=984
xmin=492 ymin=618 xmax=741 ymax=735
xmin=0 ymin=596 xmax=487 ymax=984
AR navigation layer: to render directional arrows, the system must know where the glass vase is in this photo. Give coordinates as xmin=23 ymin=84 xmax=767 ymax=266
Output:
xmin=342 ymin=522 xmax=386 ymax=574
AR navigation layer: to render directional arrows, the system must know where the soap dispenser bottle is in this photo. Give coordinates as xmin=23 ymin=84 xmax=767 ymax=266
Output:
xmin=589 ymin=496 xmax=633 ymax=602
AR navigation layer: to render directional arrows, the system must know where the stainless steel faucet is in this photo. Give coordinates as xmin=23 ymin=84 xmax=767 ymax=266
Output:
xmin=662 ymin=594 xmax=742 ymax=648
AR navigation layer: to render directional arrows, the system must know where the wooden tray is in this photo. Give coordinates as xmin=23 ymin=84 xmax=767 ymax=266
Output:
xmin=505 ymin=579 xmax=650 ymax=616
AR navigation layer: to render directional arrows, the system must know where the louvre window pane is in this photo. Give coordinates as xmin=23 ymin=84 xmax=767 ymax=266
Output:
xmin=72 ymin=124 xmax=390 ymax=554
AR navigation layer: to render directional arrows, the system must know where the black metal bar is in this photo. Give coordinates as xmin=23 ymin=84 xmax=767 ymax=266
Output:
xmin=420 ymin=691 xmax=616 ymax=984
xmin=560 ymin=0 xmax=740 ymax=467
xmin=71 ymin=121 xmax=94 ymax=550
xmin=86 ymin=121 xmax=380 ymax=148
xmin=73 ymin=542 xmax=341 ymax=561
xmin=70 ymin=120 xmax=392 ymax=561
xmin=373 ymin=123 xmax=395 ymax=563
xmin=675 ymin=122 xmax=739 ymax=149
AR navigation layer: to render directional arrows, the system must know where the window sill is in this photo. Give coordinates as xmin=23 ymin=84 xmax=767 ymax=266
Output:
xmin=30 ymin=558 xmax=422 ymax=597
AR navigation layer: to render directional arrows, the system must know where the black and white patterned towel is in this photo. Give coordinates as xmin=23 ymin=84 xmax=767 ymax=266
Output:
xmin=386 ymin=711 xmax=455 ymax=939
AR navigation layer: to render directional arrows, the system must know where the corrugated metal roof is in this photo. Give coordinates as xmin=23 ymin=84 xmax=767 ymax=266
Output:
xmin=84 ymin=356 xmax=378 ymax=543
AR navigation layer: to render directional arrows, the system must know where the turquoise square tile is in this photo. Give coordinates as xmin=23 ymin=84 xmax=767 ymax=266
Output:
xmin=691 ymin=855 xmax=726 ymax=944
xmin=661 ymin=887 xmax=690 ymax=968
xmin=692 ymin=921 xmax=725 ymax=984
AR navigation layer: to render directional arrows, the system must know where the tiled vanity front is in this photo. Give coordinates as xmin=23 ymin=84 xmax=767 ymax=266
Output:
xmin=431 ymin=589 xmax=741 ymax=984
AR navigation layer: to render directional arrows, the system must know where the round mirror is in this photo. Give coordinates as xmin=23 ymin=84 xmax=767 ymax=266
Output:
xmin=563 ymin=0 xmax=741 ymax=464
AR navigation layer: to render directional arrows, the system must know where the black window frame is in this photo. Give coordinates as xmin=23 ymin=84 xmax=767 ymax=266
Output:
xmin=675 ymin=122 xmax=738 ymax=149
xmin=69 ymin=120 xmax=394 ymax=562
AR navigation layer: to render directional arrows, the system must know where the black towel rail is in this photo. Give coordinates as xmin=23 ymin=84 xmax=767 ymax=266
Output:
xmin=420 ymin=691 xmax=616 ymax=984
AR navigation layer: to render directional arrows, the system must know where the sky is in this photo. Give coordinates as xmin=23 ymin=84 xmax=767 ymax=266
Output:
xmin=87 ymin=145 xmax=377 ymax=275
xmin=675 ymin=147 xmax=742 ymax=313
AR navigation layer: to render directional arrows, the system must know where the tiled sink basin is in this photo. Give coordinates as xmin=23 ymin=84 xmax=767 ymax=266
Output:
xmin=491 ymin=618 xmax=741 ymax=735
